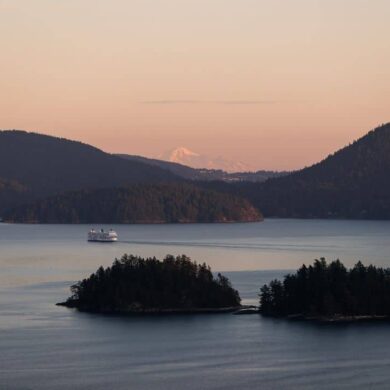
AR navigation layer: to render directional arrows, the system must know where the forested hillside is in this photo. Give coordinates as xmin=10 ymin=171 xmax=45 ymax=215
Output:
xmin=0 ymin=130 xmax=179 ymax=214
xmin=212 ymin=123 xmax=390 ymax=219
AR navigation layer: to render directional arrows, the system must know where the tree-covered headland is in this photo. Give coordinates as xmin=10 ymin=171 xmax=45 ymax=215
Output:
xmin=59 ymin=254 xmax=241 ymax=313
xmin=260 ymin=258 xmax=390 ymax=320
xmin=4 ymin=184 xmax=262 ymax=224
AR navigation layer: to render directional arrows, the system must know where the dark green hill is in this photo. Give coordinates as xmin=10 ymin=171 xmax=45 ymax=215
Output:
xmin=58 ymin=254 xmax=241 ymax=313
xmin=0 ymin=130 xmax=179 ymax=214
xmin=3 ymin=183 xmax=262 ymax=223
xmin=234 ymin=123 xmax=390 ymax=219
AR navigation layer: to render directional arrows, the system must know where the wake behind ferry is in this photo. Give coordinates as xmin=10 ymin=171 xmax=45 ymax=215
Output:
xmin=88 ymin=229 xmax=118 ymax=242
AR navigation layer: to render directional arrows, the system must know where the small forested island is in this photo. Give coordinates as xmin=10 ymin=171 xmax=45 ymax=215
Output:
xmin=3 ymin=183 xmax=262 ymax=224
xmin=58 ymin=254 xmax=241 ymax=314
xmin=260 ymin=258 xmax=390 ymax=322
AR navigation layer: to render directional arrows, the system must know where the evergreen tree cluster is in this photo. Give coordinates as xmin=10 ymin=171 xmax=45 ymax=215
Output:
xmin=260 ymin=258 xmax=390 ymax=317
xmin=65 ymin=254 xmax=241 ymax=312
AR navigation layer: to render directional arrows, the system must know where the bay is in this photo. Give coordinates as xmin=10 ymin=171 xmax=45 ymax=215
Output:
xmin=1 ymin=219 xmax=390 ymax=389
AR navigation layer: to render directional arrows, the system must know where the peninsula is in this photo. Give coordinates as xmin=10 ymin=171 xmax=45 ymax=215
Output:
xmin=4 ymin=184 xmax=262 ymax=224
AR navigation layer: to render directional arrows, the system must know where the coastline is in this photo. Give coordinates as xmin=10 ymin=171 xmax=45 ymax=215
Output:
xmin=1 ymin=217 xmax=263 ymax=224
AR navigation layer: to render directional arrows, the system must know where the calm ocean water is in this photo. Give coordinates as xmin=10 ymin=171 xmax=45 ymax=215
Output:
xmin=1 ymin=219 xmax=390 ymax=389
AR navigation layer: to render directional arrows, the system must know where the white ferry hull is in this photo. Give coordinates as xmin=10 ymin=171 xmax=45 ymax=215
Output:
xmin=87 ymin=237 xmax=118 ymax=242
xmin=88 ymin=229 xmax=118 ymax=243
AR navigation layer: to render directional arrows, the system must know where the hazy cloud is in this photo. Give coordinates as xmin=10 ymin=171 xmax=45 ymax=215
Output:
xmin=217 ymin=100 xmax=275 ymax=105
xmin=140 ymin=100 xmax=201 ymax=104
xmin=140 ymin=100 xmax=275 ymax=105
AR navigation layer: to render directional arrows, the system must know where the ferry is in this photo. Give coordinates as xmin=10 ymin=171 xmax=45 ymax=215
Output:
xmin=88 ymin=229 xmax=118 ymax=242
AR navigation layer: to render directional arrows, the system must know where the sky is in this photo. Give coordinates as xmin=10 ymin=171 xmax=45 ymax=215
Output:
xmin=0 ymin=0 xmax=389 ymax=170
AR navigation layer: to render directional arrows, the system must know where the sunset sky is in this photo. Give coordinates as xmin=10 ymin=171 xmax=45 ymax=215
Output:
xmin=0 ymin=0 xmax=389 ymax=170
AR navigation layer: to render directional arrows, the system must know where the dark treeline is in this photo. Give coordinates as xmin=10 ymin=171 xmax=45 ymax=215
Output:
xmin=3 ymin=183 xmax=262 ymax=223
xmin=62 ymin=254 xmax=241 ymax=312
xmin=260 ymin=258 xmax=390 ymax=318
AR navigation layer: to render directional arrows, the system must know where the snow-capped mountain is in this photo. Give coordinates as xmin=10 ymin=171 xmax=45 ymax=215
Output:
xmin=163 ymin=147 xmax=201 ymax=165
xmin=158 ymin=147 xmax=253 ymax=173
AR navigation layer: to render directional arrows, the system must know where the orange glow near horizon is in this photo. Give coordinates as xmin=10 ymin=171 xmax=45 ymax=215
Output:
xmin=0 ymin=0 xmax=389 ymax=170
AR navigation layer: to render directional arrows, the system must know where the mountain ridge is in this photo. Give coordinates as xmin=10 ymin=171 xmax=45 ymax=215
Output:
xmin=116 ymin=153 xmax=286 ymax=182
xmin=2 ymin=123 xmax=390 ymax=221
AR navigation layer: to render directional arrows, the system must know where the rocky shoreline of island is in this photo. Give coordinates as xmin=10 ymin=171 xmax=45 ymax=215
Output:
xmin=283 ymin=314 xmax=390 ymax=323
xmin=56 ymin=300 xmax=248 ymax=315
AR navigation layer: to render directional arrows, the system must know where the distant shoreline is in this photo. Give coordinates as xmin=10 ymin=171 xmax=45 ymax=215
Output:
xmin=2 ymin=219 xmax=263 ymax=225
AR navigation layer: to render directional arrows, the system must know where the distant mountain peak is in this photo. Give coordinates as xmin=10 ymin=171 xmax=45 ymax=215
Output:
xmin=168 ymin=147 xmax=200 ymax=163
xmin=158 ymin=146 xmax=253 ymax=173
